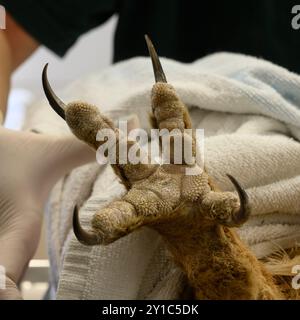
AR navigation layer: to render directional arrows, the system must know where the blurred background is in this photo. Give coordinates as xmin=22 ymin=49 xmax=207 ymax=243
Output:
xmin=5 ymin=16 xmax=117 ymax=130
xmin=13 ymin=16 xmax=117 ymax=94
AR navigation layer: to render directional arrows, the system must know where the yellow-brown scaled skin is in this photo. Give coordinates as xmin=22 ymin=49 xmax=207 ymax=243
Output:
xmin=42 ymin=50 xmax=285 ymax=299
xmin=65 ymin=83 xmax=283 ymax=299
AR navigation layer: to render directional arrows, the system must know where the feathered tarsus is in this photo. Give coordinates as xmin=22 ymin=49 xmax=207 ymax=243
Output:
xmin=42 ymin=35 xmax=288 ymax=299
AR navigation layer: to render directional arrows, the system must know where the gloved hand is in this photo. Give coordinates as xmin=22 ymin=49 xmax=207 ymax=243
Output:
xmin=0 ymin=123 xmax=95 ymax=299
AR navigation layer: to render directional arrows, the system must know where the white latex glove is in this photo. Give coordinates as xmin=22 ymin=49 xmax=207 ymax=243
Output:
xmin=0 ymin=124 xmax=95 ymax=299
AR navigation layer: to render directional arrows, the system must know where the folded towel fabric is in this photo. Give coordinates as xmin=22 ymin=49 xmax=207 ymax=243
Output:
xmin=24 ymin=52 xmax=300 ymax=299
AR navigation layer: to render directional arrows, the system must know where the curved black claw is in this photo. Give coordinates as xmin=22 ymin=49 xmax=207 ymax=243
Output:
xmin=73 ymin=206 xmax=101 ymax=246
xmin=225 ymin=174 xmax=251 ymax=227
xmin=42 ymin=63 xmax=66 ymax=120
xmin=145 ymin=34 xmax=167 ymax=83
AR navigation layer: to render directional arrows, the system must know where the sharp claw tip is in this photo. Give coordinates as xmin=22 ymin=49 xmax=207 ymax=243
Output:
xmin=42 ymin=63 xmax=66 ymax=120
xmin=72 ymin=206 xmax=100 ymax=246
xmin=226 ymin=173 xmax=234 ymax=181
xmin=144 ymin=34 xmax=167 ymax=84
xmin=225 ymin=173 xmax=250 ymax=227
xmin=42 ymin=63 xmax=49 ymax=75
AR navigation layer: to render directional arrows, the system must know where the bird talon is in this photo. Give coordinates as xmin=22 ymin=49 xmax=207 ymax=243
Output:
xmin=42 ymin=63 xmax=66 ymax=120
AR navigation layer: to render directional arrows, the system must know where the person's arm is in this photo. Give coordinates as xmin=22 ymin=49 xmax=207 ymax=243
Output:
xmin=0 ymin=2 xmax=114 ymax=299
xmin=0 ymin=12 xmax=39 ymax=120
xmin=0 ymin=13 xmax=40 ymax=299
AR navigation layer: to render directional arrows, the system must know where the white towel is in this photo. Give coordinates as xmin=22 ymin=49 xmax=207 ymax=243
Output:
xmin=24 ymin=52 xmax=300 ymax=299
